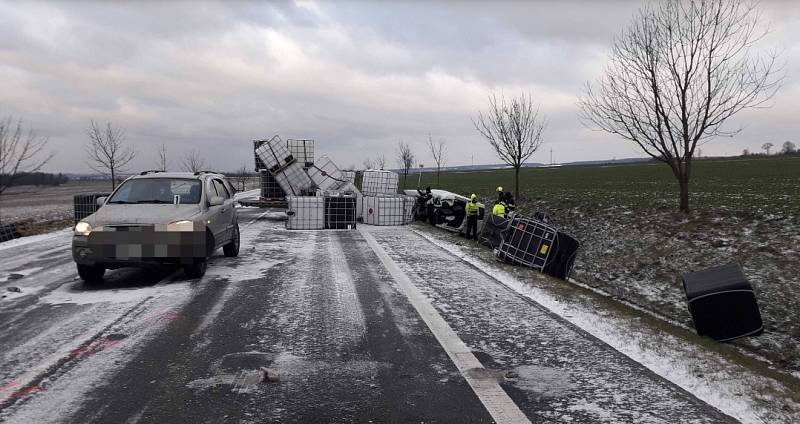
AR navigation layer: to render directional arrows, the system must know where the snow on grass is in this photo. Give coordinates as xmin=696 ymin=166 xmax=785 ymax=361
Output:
xmin=0 ymin=229 xmax=72 ymax=251
xmin=415 ymin=229 xmax=800 ymax=424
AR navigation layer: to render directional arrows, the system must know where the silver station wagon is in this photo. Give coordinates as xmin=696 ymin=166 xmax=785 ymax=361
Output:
xmin=72 ymin=171 xmax=240 ymax=283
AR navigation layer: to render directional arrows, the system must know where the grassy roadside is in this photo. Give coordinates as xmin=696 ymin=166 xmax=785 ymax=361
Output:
xmin=410 ymin=156 xmax=800 ymax=375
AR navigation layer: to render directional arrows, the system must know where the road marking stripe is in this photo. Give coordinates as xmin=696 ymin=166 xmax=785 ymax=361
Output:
xmin=360 ymin=229 xmax=531 ymax=424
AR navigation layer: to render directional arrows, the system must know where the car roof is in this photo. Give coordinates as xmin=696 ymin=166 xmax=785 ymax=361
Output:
xmin=131 ymin=172 xmax=225 ymax=180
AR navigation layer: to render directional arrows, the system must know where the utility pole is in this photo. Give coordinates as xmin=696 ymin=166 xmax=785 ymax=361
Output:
xmin=550 ymin=148 xmax=553 ymax=166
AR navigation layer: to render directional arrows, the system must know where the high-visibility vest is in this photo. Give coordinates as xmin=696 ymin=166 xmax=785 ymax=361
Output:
xmin=492 ymin=203 xmax=506 ymax=217
xmin=465 ymin=201 xmax=479 ymax=216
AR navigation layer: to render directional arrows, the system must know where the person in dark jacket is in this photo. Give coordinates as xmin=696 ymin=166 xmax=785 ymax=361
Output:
xmin=417 ymin=186 xmax=435 ymax=225
xmin=464 ymin=194 xmax=480 ymax=240
xmin=503 ymin=192 xmax=516 ymax=214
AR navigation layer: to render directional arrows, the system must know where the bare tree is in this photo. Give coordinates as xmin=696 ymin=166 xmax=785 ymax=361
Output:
xmin=362 ymin=157 xmax=375 ymax=170
xmin=181 ymin=150 xmax=206 ymax=173
xmin=742 ymin=148 xmax=750 ymax=156
xmin=782 ymin=141 xmax=796 ymax=154
xmin=396 ymin=141 xmax=414 ymax=190
xmin=579 ymin=0 xmax=782 ymax=213
xmin=473 ymin=92 xmax=546 ymax=200
xmin=156 ymin=143 xmax=168 ymax=171
xmin=85 ymin=120 xmax=136 ymax=189
xmin=376 ymin=154 xmax=387 ymax=170
xmin=427 ymin=133 xmax=447 ymax=185
xmin=0 ymin=116 xmax=53 ymax=196
xmin=761 ymin=142 xmax=774 ymax=155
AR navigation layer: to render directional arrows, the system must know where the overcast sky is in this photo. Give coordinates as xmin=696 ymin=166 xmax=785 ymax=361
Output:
xmin=2 ymin=1 xmax=799 ymax=173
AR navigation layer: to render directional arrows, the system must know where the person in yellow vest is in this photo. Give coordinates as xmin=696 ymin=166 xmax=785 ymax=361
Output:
xmin=464 ymin=194 xmax=480 ymax=240
xmin=492 ymin=199 xmax=506 ymax=218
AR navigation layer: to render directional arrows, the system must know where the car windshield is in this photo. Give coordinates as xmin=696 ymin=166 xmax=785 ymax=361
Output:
xmin=108 ymin=178 xmax=202 ymax=204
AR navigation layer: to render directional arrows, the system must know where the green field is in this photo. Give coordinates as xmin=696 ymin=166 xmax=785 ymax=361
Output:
xmin=409 ymin=155 xmax=800 ymax=217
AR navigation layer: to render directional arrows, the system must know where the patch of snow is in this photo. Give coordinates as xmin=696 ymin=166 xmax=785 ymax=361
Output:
xmin=0 ymin=229 xmax=72 ymax=251
xmin=234 ymin=189 xmax=260 ymax=201
xmin=39 ymin=281 xmax=190 ymax=306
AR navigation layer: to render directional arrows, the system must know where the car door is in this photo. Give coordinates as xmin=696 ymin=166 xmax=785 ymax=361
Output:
xmin=212 ymin=179 xmax=234 ymax=242
xmin=205 ymin=179 xmax=226 ymax=248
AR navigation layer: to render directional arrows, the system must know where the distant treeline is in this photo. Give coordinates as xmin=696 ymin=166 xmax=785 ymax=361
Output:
xmin=0 ymin=172 xmax=70 ymax=187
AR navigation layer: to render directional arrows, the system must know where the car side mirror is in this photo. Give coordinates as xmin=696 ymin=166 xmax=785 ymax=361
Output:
xmin=209 ymin=196 xmax=224 ymax=206
xmin=96 ymin=197 xmax=107 ymax=207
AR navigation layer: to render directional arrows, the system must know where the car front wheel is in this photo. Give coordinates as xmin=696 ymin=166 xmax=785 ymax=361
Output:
xmin=223 ymin=224 xmax=240 ymax=258
xmin=77 ymin=264 xmax=105 ymax=284
xmin=183 ymin=260 xmax=207 ymax=279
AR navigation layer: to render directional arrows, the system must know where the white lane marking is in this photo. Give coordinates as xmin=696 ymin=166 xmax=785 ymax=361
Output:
xmin=360 ymin=229 xmax=531 ymax=424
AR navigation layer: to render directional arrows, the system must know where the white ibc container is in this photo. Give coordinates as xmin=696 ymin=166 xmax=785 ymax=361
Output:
xmin=307 ymin=155 xmax=348 ymax=192
xmin=362 ymin=195 xmax=408 ymax=226
xmin=361 ymin=170 xmax=399 ymax=196
xmin=255 ymin=135 xmax=294 ymax=172
xmin=286 ymin=196 xmax=324 ymax=230
xmin=273 ymin=162 xmax=314 ymax=196
xmin=287 ymin=139 xmax=314 ymax=168
xmin=342 ymin=171 xmax=356 ymax=184
xmin=402 ymin=195 xmax=415 ymax=224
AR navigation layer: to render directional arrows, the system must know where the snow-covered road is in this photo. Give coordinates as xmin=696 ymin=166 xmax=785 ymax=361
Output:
xmin=0 ymin=208 xmax=739 ymax=422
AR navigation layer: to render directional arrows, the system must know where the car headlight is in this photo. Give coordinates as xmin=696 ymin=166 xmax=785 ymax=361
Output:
xmin=74 ymin=221 xmax=92 ymax=236
xmin=167 ymin=220 xmax=195 ymax=232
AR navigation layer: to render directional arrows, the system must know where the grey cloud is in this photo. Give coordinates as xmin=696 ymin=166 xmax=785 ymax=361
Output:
xmin=0 ymin=0 xmax=796 ymax=174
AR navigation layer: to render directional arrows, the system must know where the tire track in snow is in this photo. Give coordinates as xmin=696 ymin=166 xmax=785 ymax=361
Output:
xmin=0 ymin=296 xmax=152 ymax=412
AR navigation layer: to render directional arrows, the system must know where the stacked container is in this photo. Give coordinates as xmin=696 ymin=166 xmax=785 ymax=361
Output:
xmin=259 ymin=171 xmax=286 ymax=199
xmin=342 ymin=171 xmax=356 ymax=184
xmin=362 ymin=194 xmax=415 ymax=226
xmin=361 ymin=170 xmax=399 ymax=196
xmin=286 ymin=196 xmax=325 ymax=230
xmin=323 ymin=194 xmax=357 ymax=229
xmin=255 ymin=135 xmax=314 ymax=196
xmin=287 ymin=139 xmax=315 ymax=169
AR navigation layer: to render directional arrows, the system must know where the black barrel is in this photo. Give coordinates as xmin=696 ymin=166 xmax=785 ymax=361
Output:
xmin=682 ymin=263 xmax=763 ymax=341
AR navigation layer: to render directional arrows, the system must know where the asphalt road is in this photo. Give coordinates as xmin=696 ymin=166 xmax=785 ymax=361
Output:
xmin=0 ymin=208 xmax=736 ymax=423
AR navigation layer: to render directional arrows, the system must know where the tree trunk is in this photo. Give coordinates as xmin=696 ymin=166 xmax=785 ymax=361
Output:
xmin=111 ymin=168 xmax=116 ymax=190
xmin=678 ymin=174 xmax=690 ymax=213
xmin=514 ymin=166 xmax=520 ymax=202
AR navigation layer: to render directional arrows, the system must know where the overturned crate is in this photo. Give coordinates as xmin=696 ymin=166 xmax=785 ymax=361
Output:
xmin=307 ymin=155 xmax=349 ymax=192
xmin=74 ymin=192 xmax=111 ymax=223
xmin=260 ymin=171 xmax=286 ymax=199
xmin=361 ymin=170 xmax=399 ymax=196
xmin=255 ymin=135 xmax=314 ymax=196
xmin=254 ymin=135 xmax=294 ymax=173
xmin=253 ymin=140 xmax=267 ymax=171
xmin=286 ymin=196 xmax=325 ymax=230
xmin=287 ymin=139 xmax=315 ymax=169
xmin=495 ymin=216 xmax=557 ymax=270
xmin=273 ymin=162 xmax=314 ymax=196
